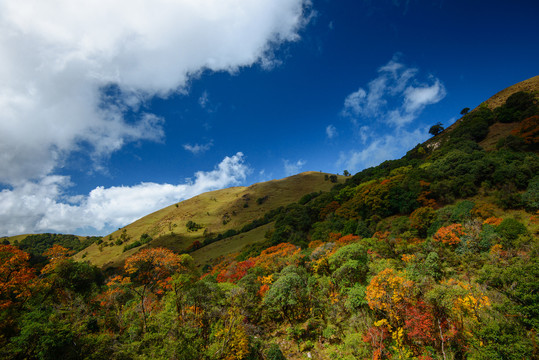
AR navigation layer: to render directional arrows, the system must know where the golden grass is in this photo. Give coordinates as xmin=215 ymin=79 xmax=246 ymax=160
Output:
xmin=481 ymin=75 xmax=539 ymax=110
xmin=190 ymin=223 xmax=273 ymax=266
xmin=1 ymin=234 xmax=33 ymax=244
xmin=73 ymin=171 xmax=345 ymax=268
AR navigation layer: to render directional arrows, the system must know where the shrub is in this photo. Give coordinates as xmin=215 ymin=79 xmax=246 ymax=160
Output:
xmin=186 ymin=220 xmax=203 ymax=232
xmin=495 ymin=91 xmax=538 ymax=123
xmin=496 ymin=218 xmax=527 ymax=247
xmin=522 ymin=175 xmax=539 ymax=212
xmin=265 ymin=344 xmax=286 ymax=360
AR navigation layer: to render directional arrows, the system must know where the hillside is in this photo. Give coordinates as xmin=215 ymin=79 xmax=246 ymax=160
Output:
xmin=1 ymin=77 xmax=538 ymax=360
xmin=73 ymin=171 xmax=345 ymax=268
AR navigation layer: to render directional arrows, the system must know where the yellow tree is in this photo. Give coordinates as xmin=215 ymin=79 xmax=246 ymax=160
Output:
xmin=212 ymin=306 xmax=249 ymax=360
xmin=366 ymin=268 xmax=416 ymax=359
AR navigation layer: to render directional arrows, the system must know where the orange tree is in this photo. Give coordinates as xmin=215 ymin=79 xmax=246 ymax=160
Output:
xmin=0 ymin=245 xmax=35 ymax=310
xmin=108 ymin=247 xmax=188 ymax=331
xmin=433 ymin=224 xmax=466 ymax=245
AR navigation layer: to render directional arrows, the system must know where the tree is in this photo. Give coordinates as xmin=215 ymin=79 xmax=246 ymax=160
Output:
xmin=429 ymin=122 xmax=444 ymax=136
xmin=432 ymin=223 xmax=466 ymax=245
xmin=460 ymin=107 xmax=470 ymax=116
xmin=366 ymin=268 xmax=415 ymax=325
xmin=343 ymin=170 xmax=351 ymax=177
xmin=109 ymin=248 xmax=190 ymax=331
xmin=0 ymin=245 xmax=35 ymax=309
xmin=263 ymin=266 xmax=310 ymax=323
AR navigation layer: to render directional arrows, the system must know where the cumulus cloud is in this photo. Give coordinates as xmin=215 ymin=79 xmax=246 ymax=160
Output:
xmin=341 ymin=55 xmax=445 ymax=127
xmin=283 ymin=159 xmax=306 ymax=176
xmin=183 ymin=140 xmax=214 ymax=155
xmin=326 ymin=124 xmax=337 ymax=139
xmin=0 ymin=0 xmax=312 ymax=185
xmin=0 ymin=153 xmax=249 ymax=235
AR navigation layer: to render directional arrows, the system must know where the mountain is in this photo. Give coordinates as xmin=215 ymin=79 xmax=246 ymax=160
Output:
xmin=73 ymin=76 xmax=539 ymax=270
xmin=2 ymin=76 xmax=538 ymax=360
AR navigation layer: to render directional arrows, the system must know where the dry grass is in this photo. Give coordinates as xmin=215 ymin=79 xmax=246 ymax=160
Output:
xmin=482 ymin=75 xmax=539 ymax=109
xmin=478 ymin=122 xmax=520 ymax=151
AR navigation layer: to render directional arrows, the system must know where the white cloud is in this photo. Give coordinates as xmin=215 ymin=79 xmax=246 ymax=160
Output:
xmin=326 ymin=124 xmax=337 ymax=139
xmin=341 ymin=55 xmax=445 ymax=127
xmin=0 ymin=153 xmax=249 ymax=235
xmin=199 ymin=91 xmax=210 ymax=109
xmin=358 ymin=125 xmax=370 ymax=144
xmin=0 ymin=0 xmax=312 ymax=185
xmin=338 ymin=128 xmax=428 ymax=173
xmin=403 ymin=78 xmax=446 ymax=113
xmin=338 ymin=55 xmax=446 ymax=174
xmin=183 ymin=140 xmax=214 ymax=155
xmin=283 ymin=159 xmax=306 ymax=176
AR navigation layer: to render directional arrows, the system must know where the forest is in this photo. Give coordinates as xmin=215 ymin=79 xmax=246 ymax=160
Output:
xmin=1 ymin=91 xmax=538 ymax=359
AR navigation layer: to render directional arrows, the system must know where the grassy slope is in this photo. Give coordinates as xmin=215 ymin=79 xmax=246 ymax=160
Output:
xmin=191 ymin=222 xmax=274 ymax=266
xmin=74 ymin=171 xmax=344 ymax=268
xmin=1 ymin=234 xmax=31 ymax=244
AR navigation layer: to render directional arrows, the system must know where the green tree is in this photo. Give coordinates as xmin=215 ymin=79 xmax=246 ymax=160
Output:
xmin=429 ymin=122 xmax=444 ymax=136
xmin=263 ymin=266 xmax=310 ymax=323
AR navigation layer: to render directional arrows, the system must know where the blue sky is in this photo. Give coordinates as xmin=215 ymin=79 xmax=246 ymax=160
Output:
xmin=0 ymin=0 xmax=538 ymax=236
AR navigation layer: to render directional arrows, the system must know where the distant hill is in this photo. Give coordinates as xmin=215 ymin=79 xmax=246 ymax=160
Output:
xmin=73 ymin=171 xmax=345 ymax=268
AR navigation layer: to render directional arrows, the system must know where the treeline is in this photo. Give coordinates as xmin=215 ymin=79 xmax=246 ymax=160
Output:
xmin=6 ymin=233 xmax=101 ymax=265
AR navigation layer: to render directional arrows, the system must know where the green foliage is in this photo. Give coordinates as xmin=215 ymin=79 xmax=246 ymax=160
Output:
xmin=472 ymin=320 xmax=534 ymax=359
xmin=263 ymin=266 xmax=310 ymax=323
xmin=270 ymin=203 xmax=312 ymax=247
xmin=345 ymin=284 xmax=368 ymax=311
xmin=450 ymin=106 xmax=493 ymax=142
xmin=428 ymin=122 xmax=444 ymax=136
xmin=479 ymin=254 xmax=539 ymax=331
xmin=298 ymin=191 xmax=320 ymax=205
xmin=422 ymin=251 xmax=443 ymax=281
xmin=495 ymin=218 xmax=527 ymax=247
xmin=522 ymin=175 xmax=539 ymax=211
xmin=265 ymin=343 xmax=287 ymax=360
xmin=185 ymin=220 xmax=203 ymax=232
xmin=10 ymin=308 xmax=79 ymax=360
xmin=18 ymin=233 xmax=99 ymax=261
xmin=495 ymin=91 xmax=538 ymax=123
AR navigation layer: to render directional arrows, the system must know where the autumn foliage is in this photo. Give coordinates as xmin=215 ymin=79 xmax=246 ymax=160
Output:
xmin=433 ymin=223 xmax=466 ymax=245
xmin=0 ymin=245 xmax=35 ymax=309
